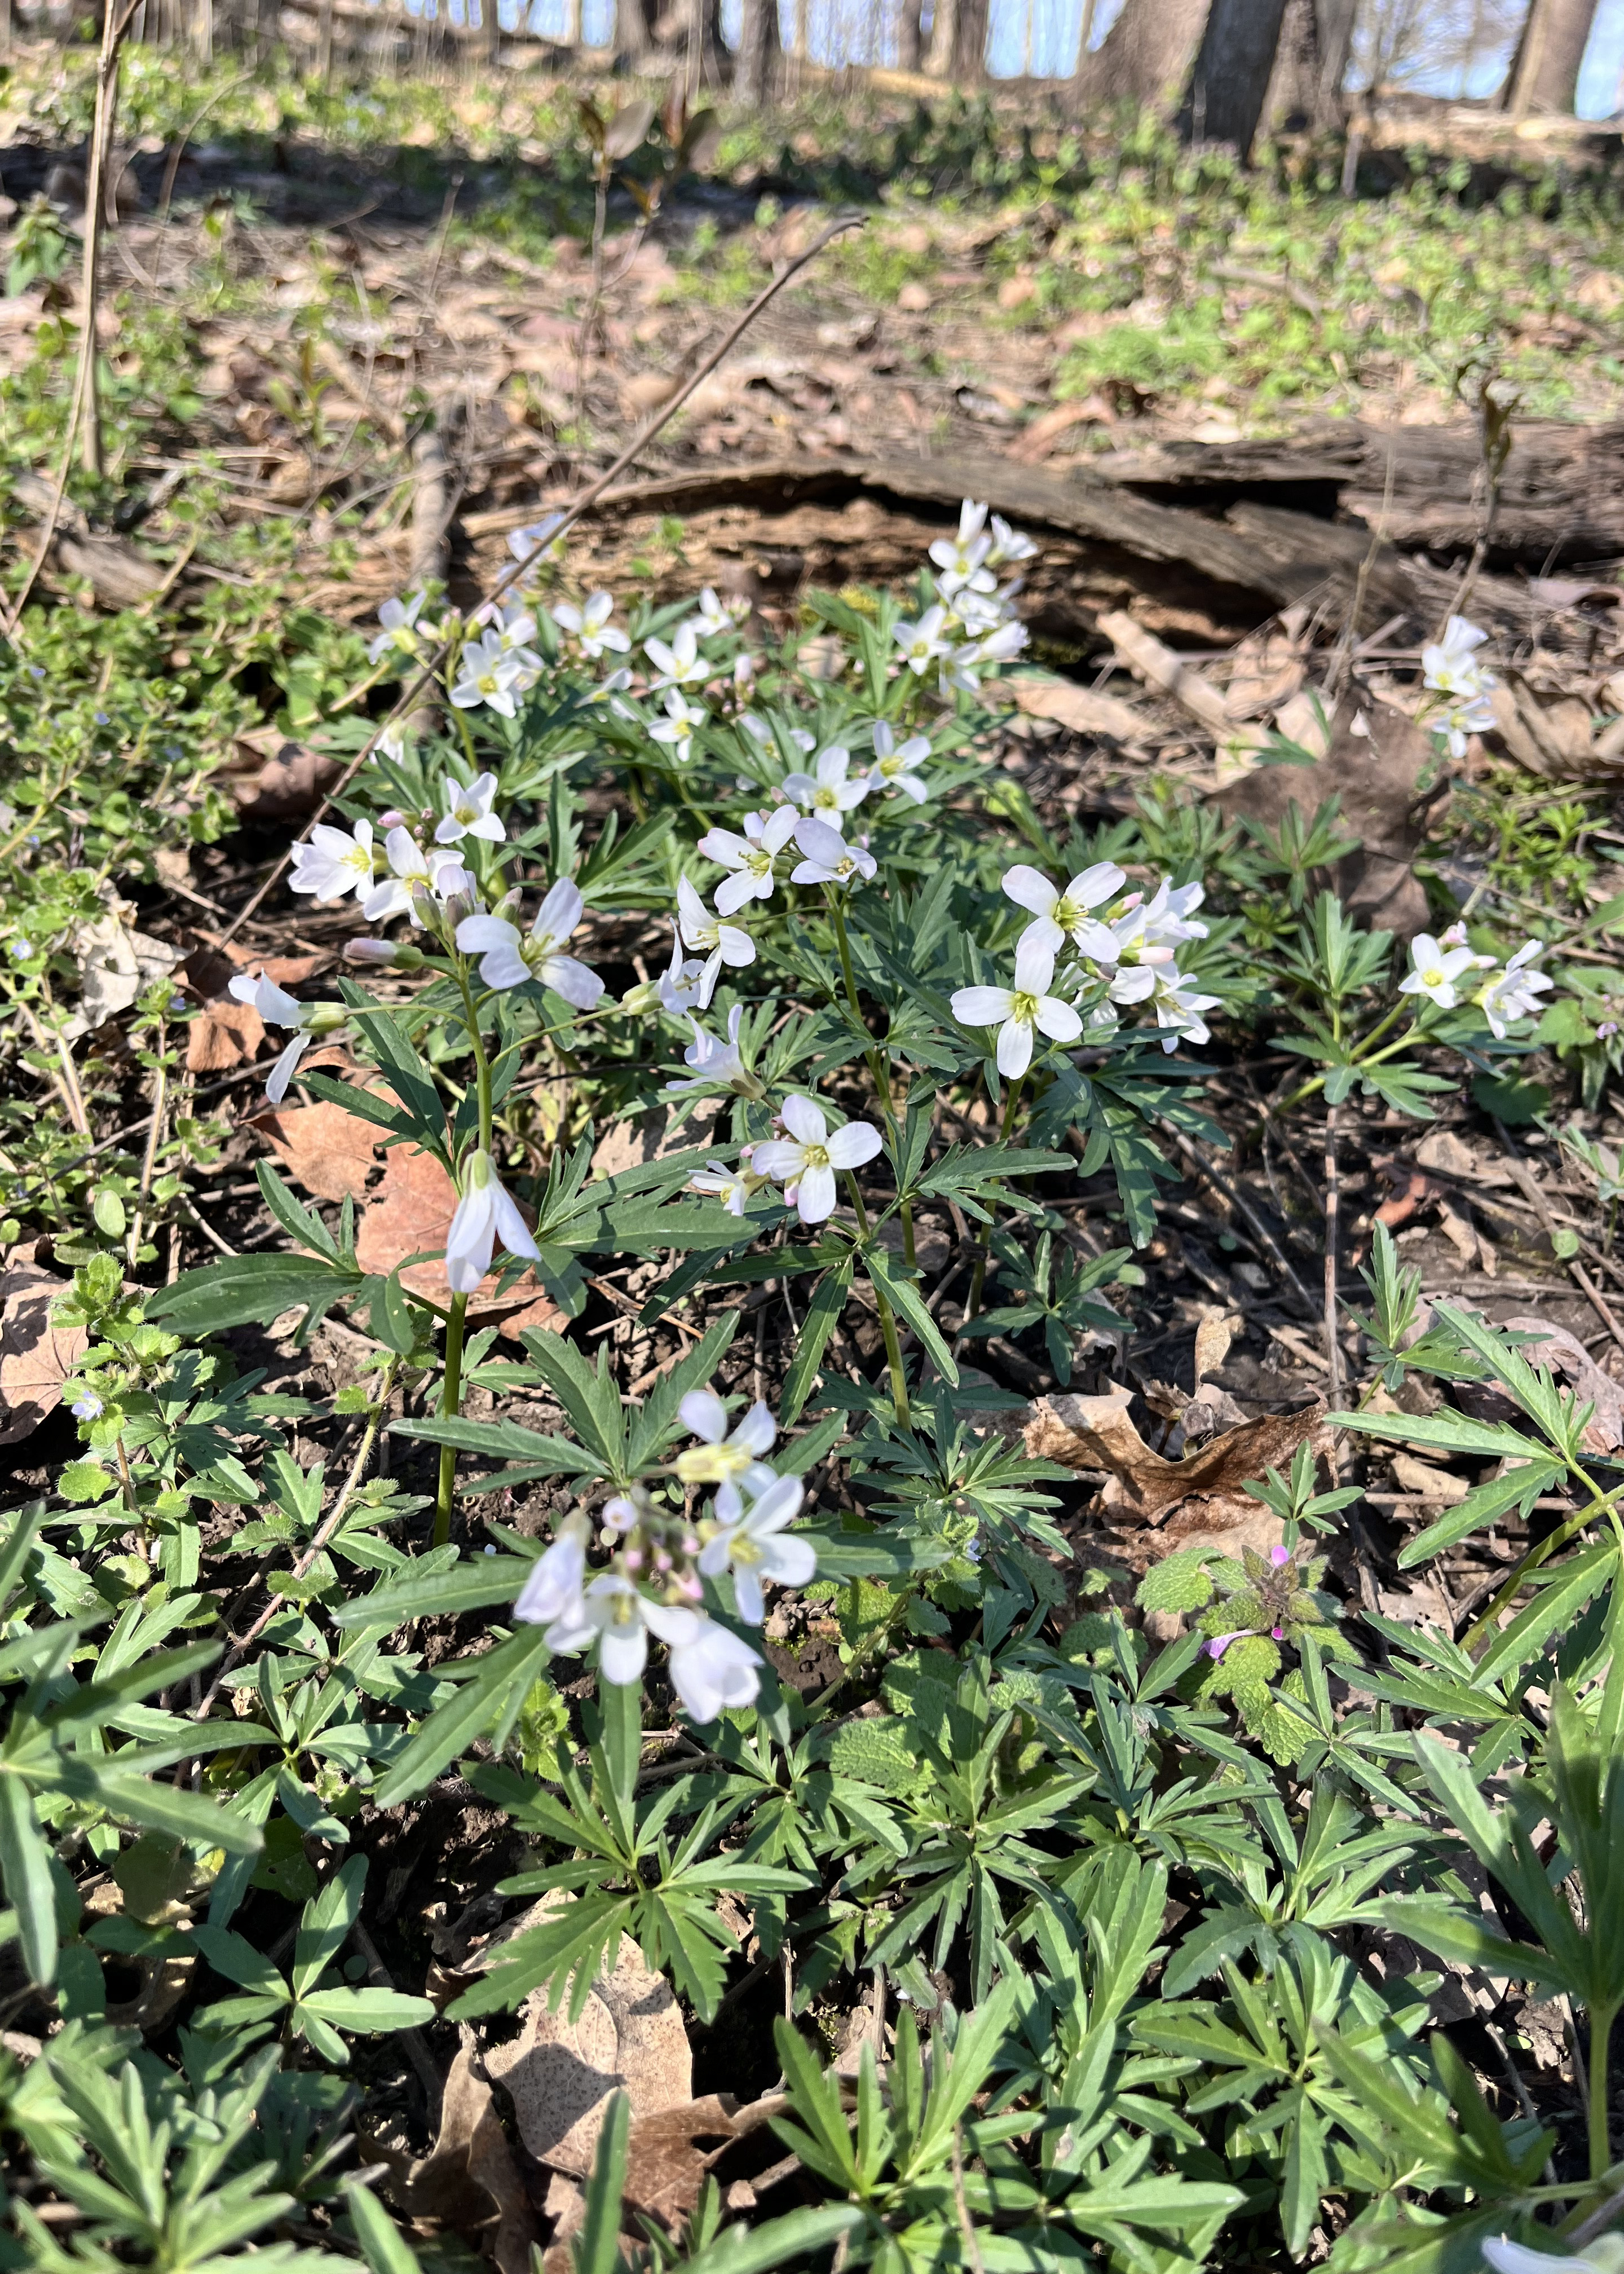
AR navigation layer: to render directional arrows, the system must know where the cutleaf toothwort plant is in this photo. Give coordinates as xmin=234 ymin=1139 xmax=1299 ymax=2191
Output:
xmin=148 ymin=523 xmax=1564 ymax=1729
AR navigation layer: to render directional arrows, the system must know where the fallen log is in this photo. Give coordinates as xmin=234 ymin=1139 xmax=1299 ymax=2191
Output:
xmin=1087 ymin=417 xmax=1624 ymax=561
xmin=489 ymin=451 xmax=1541 ymax=634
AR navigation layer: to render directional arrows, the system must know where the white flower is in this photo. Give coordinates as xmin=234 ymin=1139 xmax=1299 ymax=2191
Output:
xmin=1477 ymin=941 xmax=1554 ymax=1038
xmin=959 ymin=619 xmax=1029 ymax=684
xmin=689 ymin=1157 xmax=765 ymax=1217
xmin=791 ymin=816 xmax=877 ymax=887
xmin=929 ymin=501 xmax=990 ymax=587
xmin=551 ymin=592 xmax=629 ymax=659
xmin=656 ymin=923 xmax=712 ymax=1015
xmin=444 ymin=1147 xmax=540 ymax=1295
xmin=699 ymin=1473 xmax=813 ymax=1624
xmin=650 ymin=688 xmax=707 ymax=765
xmin=229 ymin=973 xmax=330 ymax=1105
xmin=508 ymin=515 xmax=566 ymax=569
xmin=363 ymin=827 xmax=467 ymax=927
xmin=368 ymin=590 xmax=427 ymax=664
xmin=1003 ymin=861 xmax=1125 ymax=959
xmin=647 ymin=1603 xmax=763 ymax=1722
xmin=675 ymin=1390 xmax=779 ymax=1489
xmin=697 ymin=806 xmax=798 ymax=914
xmin=451 ymin=632 xmax=525 ymax=717
xmin=988 ymin=514 xmax=1038 ymax=565
xmin=951 ymin=938 xmax=1084 ymax=1079
xmin=1111 ymin=879 xmax=1209 ymax=967
xmin=1481 ymin=2242 xmax=1590 ymax=2274
xmin=862 ymin=721 xmax=932 ymax=804
xmin=683 ymin=588 xmax=732 ymax=639
xmin=752 ymin=1094 xmax=883 ymax=1224
xmin=671 ymin=1004 xmax=754 ymax=1095
xmin=931 ymin=528 xmax=996 ymax=601
xmin=456 ymin=879 xmax=603 ymax=1007
xmin=677 ymin=877 xmax=755 ymax=1008
xmin=780 ymin=744 xmax=868 ymax=830
xmin=645 ymin=623 xmax=707 ymax=689
xmin=544 ymin=1573 xmax=658 ymax=1686
xmin=289 ymin=817 xmax=377 ymax=905
xmin=513 ymin=1515 xmax=589 ymax=1626
xmin=1400 ymin=932 xmax=1481 ymax=1010
xmin=434 ymin=771 xmax=507 ymax=848
xmin=1423 ymin=615 xmax=1493 ymax=699
xmin=1148 ymin=969 xmax=1220 ymax=1054
xmin=893 ymin=604 xmax=952 ymax=675
xmin=1422 ymin=616 xmax=1497 ymax=756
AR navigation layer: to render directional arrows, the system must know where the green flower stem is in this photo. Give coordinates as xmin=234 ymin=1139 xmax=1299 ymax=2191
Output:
xmin=826 ymin=885 xmax=897 ymax=1142
xmin=455 ymin=708 xmax=480 ymax=772
xmin=848 ymin=1172 xmax=909 ymax=1426
xmin=961 ymin=1074 xmax=1026 ymax=1329
xmin=1593 ymin=1997 xmax=1619 ymax=2180
xmin=1269 ymin=1006 xmax=1424 ymax=1123
xmin=1461 ymin=1468 xmax=1624 ymax=1650
xmin=434 ymin=961 xmax=496 ymax=1548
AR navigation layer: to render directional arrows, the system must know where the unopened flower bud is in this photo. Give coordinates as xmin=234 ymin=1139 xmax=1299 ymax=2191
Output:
xmin=345 ymin=938 xmax=425 ymax=969
xmin=379 ymin=808 xmax=407 ymax=830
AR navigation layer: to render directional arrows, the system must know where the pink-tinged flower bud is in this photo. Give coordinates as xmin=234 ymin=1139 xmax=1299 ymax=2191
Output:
xmin=1269 ymin=1545 xmax=1291 ymax=1566
xmin=624 ymin=1548 xmax=643 ymax=1571
xmin=345 ymin=938 xmax=425 ymax=969
xmin=379 ymin=808 xmax=407 ymax=830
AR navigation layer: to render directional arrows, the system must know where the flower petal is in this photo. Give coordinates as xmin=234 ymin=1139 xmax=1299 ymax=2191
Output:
xmin=779 ymin=1093 xmax=828 ymax=1146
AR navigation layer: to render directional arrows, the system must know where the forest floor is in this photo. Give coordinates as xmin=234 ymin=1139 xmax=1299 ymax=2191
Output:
xmin=7 ymin=49 xmax=1624 ymax=2247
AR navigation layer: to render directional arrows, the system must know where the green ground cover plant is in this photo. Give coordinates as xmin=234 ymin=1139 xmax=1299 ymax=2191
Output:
xmin=6 ymin=59 xmax=1624 ymax=2274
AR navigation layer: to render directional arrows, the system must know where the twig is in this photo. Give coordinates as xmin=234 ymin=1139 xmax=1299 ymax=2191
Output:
xmin=1323 ymin=1102 xmax=1343 ymax=1403
xmin=1162 ymin=1125 xmax=1318 ymax=1320
xmin=1493 ymin=1120 xmax=1624 ymax=1358
xmin=154 ymin=69 xmax=255 ymax=232
xmin=218 ymin=213 xmax=865 ymax=945
xmin=350 ymin=1918 xmax=443 ymax=2117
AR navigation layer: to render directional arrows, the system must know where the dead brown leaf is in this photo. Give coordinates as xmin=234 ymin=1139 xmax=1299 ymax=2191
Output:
xmin=483 ymin=1928 xmax=691 ymax=2178
xmin=247 ymin=1096 xmax=383 ymax=1205
xmin=378 ymin=2041 xmax=539 ymax=2274
xmin=186 ymin=997 xmax=264 ymax=1074
xmin=354 ymin=1145 xmax=548 ymax=1316
xmin=1216 ymin=698 xmax=1437 ymax=937
xmin=1491 ymin=675 xmax=1617 ymax=782
xmin=1008 ymin=673 xmax=1145 ymax=744
xmin=226 ymin=736 xmax=342 ymax=822
xmin=0 ymin=1255 xmax=89 ymax=1444
xmin=1027 ymin=1382 xmax=1326 ymax=1531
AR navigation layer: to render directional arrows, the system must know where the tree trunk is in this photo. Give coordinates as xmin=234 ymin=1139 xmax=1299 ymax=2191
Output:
xmin=924 ymin=0 xmax=955 ymax=74
xmin=1263 ymin=0 xmax=1352 ymax=130
xmin=614 ymin=0 xmax=655 ymax=60
xmin=951 ymin=0 xmax=986 ymax=79
xmin=893 ymin=0 xmax=920 ymax=65
xmin=735 ymin=0 xmax=781 ymax=97
xmin=1501 ymin=0 xmax=1598 ymax=116
xmin=1073 ymin=0 xmax=1208 ymax=104
xmin=1176 ymin=0 xmax=1291 ymax=149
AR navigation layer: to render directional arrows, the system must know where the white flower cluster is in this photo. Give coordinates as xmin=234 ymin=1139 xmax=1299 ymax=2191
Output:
xmin=1400 ymin=922 xmax=1552 ymax=1037
xmin=513 ymin=1390 xmax=814 ymax=1723
xmin=1420 ymin=615 xmax=1497 ymax=759
xmin=951 ymin=861 xmax=1215 ymax=1075
xmin=892 ymin=501 xmax=1035 ymax=695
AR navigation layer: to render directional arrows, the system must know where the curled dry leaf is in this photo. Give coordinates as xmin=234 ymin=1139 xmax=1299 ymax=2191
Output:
xmin=63 ymin=908 xmax=179 ymax=1041
xmin=248 ymin=1096 xmax=384 ymax=1205
xmin=226 ymin=733 xmax=342 ymax=822
xmin=1008 ymin=672 xmax=1145 ymax=744
xmin=374 ymin=2041 xmax=539 ymax=2274
xmin=483 ymin=1926 xmax=690 ymax=2178
xmin=0 ymin=1254 xmax=89 ymax=1445
xmin=186 ymin=997 xmax=264 ymax=1074
xmin=1027 ymin=1382 xmax=1326 ymax=1565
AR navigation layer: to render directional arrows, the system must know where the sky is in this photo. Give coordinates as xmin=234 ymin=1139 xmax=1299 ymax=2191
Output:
xmin=475 ymin=0 xmax=1624 ymax=114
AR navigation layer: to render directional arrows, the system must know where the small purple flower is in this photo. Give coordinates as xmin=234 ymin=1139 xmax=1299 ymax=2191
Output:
xmin=1272 ymin=1625 xmax=1285 ymax=1640
xmin=1270 ymin=1545 xmax=1291 ymax=1567
xmin=1207 ymin=1631 xmax=1247 ymax=1660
